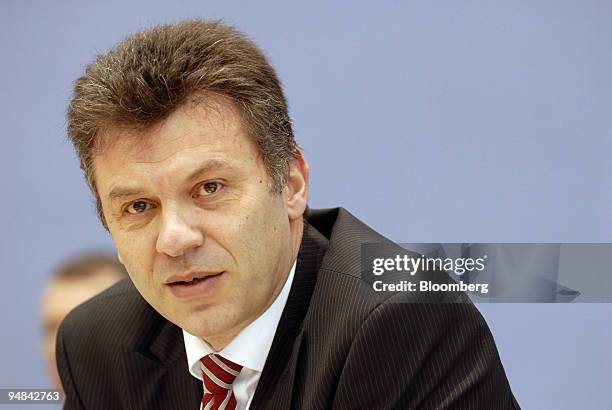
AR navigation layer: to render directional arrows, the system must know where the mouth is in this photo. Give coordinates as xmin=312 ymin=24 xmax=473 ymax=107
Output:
xmin=166 ymin=271 xmax=225 ymax=298
xmin=166 ymin=271 xmax=223 ymax=285
xmin=170 ymin=276 xmax=207 ymax=286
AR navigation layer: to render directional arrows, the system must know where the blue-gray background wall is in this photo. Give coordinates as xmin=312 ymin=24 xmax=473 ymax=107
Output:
xmin=1 ymin=1 xmax=610 ymax=408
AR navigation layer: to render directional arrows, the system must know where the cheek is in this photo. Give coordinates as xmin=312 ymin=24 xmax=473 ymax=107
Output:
xmin=208 ymin=209 xmax=284 ymax=279
xmin=113 ymin=234 xmax=157 ymax=283
xmin=240 ymin=212 xmax=289 ymax=278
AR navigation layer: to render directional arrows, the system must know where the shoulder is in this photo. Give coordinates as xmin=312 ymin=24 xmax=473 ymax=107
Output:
xmin=58 ymin=278 xmax=163 ymax=353
xmin=304 ymin=207 xmax=395 ymax=314
xmin=301 ymin=208 xmax=458 ymax=355
xmin=305 ymin=207 xmax=463 ymax=316
xmin=304 ymin=209 xmax=517 ymax=409
xmin=301 ymin=208 xmax=486 ymax=366
xmin=56 ymin=278 xmax=167 ymax=409
xmin=331 ymin=295 xmax=518 ymax=408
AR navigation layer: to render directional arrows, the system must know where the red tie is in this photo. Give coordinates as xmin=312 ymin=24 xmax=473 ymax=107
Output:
xmin=200 ymin=354 xmax=243 ymax=410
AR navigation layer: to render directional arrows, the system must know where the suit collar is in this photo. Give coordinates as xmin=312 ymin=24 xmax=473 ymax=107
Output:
xmin=119 ymin=303 xmax=203 ymax=409
xmin=311 ymin=207 xmax=391 ymax=275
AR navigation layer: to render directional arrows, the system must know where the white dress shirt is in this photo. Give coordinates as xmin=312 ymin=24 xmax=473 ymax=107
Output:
xmin=183 ymin=261 xmax=296 ymax=410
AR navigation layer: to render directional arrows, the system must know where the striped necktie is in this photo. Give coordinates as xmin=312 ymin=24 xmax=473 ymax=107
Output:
xmin=200 ymin=354 xmax=243 ymax=410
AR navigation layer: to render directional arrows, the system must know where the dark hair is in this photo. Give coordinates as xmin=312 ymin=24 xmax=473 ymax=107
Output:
xmin=67 ymin=19 xmax=298 ymax=227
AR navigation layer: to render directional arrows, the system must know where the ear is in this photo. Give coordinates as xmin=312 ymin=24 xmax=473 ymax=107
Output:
xmin=284 ymin=149 xmax=309 ymax=221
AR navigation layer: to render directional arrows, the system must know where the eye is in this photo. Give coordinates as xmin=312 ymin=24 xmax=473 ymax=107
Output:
xmin=196 ymin=181 xmax=222 ymax=197
xmin=125 ymin=200 xmax=153 ymax=215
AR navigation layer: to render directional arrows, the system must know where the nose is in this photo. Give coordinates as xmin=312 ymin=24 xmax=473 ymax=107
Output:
xmin=156 ymin=207 xmax=204 ymax=257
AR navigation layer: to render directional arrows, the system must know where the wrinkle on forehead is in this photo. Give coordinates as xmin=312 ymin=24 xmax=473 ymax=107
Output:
xmin=94 ymin=93 xmax=250 ymax=165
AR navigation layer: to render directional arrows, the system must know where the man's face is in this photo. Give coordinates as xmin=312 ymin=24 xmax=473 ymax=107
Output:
xmin=93 ymin=96 xmax=307 ymax=349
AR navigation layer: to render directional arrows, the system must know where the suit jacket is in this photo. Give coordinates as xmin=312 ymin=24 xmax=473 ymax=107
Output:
xmin=57 ymin=208 xmax=520 ymax=409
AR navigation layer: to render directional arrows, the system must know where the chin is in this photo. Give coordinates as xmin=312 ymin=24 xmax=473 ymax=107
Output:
xmin=183 ymin=309 xmax=237 ymax=339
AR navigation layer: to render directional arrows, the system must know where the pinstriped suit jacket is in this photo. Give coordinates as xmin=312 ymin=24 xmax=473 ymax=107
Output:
xmin=57 ymin=207 xmax=520 ymax=409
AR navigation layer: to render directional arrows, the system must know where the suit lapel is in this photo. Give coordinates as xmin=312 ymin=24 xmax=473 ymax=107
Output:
xmin=250 ymin=222 xmax=329 ymax=409
xmin=120 ymin=317 xmax=202 ymax=410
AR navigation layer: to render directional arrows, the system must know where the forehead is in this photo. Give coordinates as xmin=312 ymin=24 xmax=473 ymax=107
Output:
xmin=97 ymin=95 xmax=251 ymax=162
xmin=92 ymin=95 xmax=263 ymax=192
xmin=42 ymin=275 xmax=119 ymax=318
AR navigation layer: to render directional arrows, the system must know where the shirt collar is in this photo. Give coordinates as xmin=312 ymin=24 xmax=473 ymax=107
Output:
xmin=183 ymin=261 xmax=296 ymax=380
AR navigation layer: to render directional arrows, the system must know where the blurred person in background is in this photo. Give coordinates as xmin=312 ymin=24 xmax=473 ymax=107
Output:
xmin=40 ymin=253 xmax=126 ymax=391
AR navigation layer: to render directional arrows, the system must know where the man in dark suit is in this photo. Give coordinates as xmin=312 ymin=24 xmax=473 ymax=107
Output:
xmin=59 ymin=20 xmax=519 ymax=409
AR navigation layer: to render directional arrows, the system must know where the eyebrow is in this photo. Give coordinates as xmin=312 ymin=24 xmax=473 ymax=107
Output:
xmin=107 ymin=159 xmax=237 ymax=202
xmin=185 ymin=159 xmax=237 ymax=182
xmin=107 ymin=187 xmax=147 ymax=202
